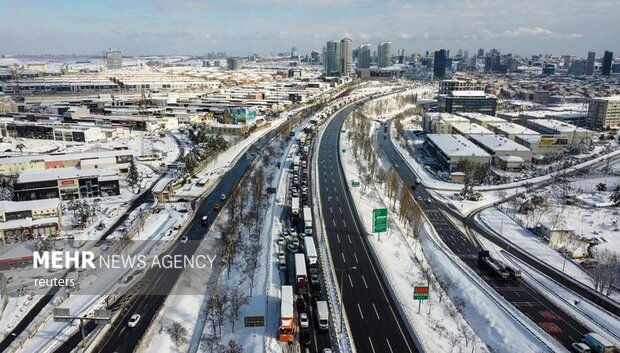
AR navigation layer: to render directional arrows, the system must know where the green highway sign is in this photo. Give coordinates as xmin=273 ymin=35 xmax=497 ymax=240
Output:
xmin=414 ymin=286 xmax=429 ymax=300
xmin=351 ymin=180 xmax=360 ymax=187
xmin=372 ymin=208 xmax=388 ymax=233
xmin=341 ymin=148 xmax=346 ymax=153
xmin=341 ymin=129 xmax=346 ymax=133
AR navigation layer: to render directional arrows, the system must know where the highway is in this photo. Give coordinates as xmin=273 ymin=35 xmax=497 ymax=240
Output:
xmin=317 ymin=104 xmax=421 ymax=353
xmin=376 ymin=122 xmax=593 ymax=349
xmin=51 ymin=129 xmax=280 ymax=353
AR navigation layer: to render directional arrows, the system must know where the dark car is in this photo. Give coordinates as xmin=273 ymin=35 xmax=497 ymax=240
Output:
xmin=300 ymin=329 xmax=312 ymax=346
xmin=213 ymin=203 xmax=221 ymax=211
xmin=296 ymin=297 xmax=306 ymax=312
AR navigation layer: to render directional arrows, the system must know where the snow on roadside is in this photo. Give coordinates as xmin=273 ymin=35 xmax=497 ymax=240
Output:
xmin=338 ymin=120 xmax=492 ymax=353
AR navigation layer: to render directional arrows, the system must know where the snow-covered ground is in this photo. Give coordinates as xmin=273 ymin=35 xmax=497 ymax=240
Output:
xmin=7 ymin=202 xmax=188 ymax=353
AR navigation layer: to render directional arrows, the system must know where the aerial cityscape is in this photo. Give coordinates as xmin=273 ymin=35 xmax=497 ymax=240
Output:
xmin=0 ymin=1 xmax=619 ymax=353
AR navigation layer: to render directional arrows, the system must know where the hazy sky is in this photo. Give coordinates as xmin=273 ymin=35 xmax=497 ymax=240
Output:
xmin=1 ymin=0 xmax=618 ymax=57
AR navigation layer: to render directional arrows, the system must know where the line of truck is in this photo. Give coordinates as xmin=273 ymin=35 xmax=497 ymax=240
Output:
xmin=478 ymin=250 xmax=522 ymax=280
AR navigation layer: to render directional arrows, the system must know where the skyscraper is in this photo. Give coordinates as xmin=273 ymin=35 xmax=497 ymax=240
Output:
xmin=477 ymin=48 xmax=484 ymax=58
xmin=602 ymin=51 xmax=613 ymax=76
xmin=106 ymin=48 xmax=122 ymax=70
xmin=291 ymin=47 xmax=298 ymax=58
xmin=377 ymin=41 xmax=391 ymax=68
xmin=586 ymin=51 xmax=596 ymax=75
xmin=397 ymin=48 xmax=405 ymax=64
xmin=324 ymin=41 xmax=341 ymax=76
xmin=340 ymin=38 xmax=353 ymax=75
xmin=434 ymin=49 xmax=446 ymax=78
xmin=358 ymin=44 xmax=372 ymax=69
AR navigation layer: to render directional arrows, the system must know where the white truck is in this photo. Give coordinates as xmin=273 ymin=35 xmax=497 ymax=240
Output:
xmin=303 ymin=236 xmax=318 ymax=267
xmin=303 ymin=207 xmax=313 ymax=235
xmin=316 ymin=301 xmax=329 ymax=330
xmin=291 ymin=197 xmax=300 ymax=221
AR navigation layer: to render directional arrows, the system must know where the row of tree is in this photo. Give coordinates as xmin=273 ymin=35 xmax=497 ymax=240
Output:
xmin=181 ymin=134 xmax=229 ymax=177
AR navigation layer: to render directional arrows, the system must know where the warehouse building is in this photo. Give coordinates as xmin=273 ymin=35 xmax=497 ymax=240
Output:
xmin=487 ymin=122 xmax=540 ymax=141
xmin=14 ymin=168 xmax=119 ymax=201
xmin=425 ymin=134 xmax=491 ymax=171
xmin=456 ymin=112 xmax=507 ymax=128
xmin=422 ymin=112 xmax=468 ymax=134
xmin=526 ymin=119 xmax=593 ymax=145
xmin=514 ymin=135 xmax=567 ymax=159
xmin=469 ymin=134 xmax=532 ymax=170
xmin=449 ymin=122 xmax=494 ymax=136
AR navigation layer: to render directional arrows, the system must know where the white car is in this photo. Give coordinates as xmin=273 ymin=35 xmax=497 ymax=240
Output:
xmin=128 ymin=314 xmax=141 ymax=328
xmin=323 ymin=349 xmax=333 ymax=353
xmin=299 ymin=313 xmax=309 ymax=328
xmin=220 ymin=193 xmax=226 ymax=201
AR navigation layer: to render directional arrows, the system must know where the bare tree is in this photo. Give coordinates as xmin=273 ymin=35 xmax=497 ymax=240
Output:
xmin=591 ymin=248 xmax=619 ymax=296
xmin=200 ymin=333 xmax=225 ymax=353
xmin=437 ymin=276 xmax=455 ymax=303
xmin=459 ymin=323 xmax=475 ymax=348
xmin=225 ymin=339 xmax=244 ymax=353
xmin=241 ymin=242 xmax=263 ymax=296
xmin=228 ymin=286 xmax=250 ymax=332
xmin=208 ymin=288 xmax=229 ymax=336
xmin=166 ymin=321 xmax=188 ymax=347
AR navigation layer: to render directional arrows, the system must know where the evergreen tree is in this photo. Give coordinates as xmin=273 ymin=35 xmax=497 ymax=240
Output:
xmin=610 ymin=185 xmax=620 ymax=206
xmin=126 ymin=159 xmax=139 ymax=188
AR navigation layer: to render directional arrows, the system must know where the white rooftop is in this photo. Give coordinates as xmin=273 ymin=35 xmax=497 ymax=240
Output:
xmin=450 ymin=90 xmax=486 ymax=97
xmin=590 ymin=95 xmax=620 ymax=102
xmin=527 ymin=119 xmax=592 ymax=133
xmin=0 ymin=150 xmax=131 ymax=165
xmin=449 ymin=122 xmax=494 ymax=135
xmin=488 ymin=122 xmax=540 ymax=136
xmin=0 ymin=198 xmax=60 ymax=213
xmin=426 ymin=134 xmax=491 ymax=157
xmin=469 ymin=134 xmax=531 ymax=152
xmin=457 ymin=112 xmax=506 ymax=123
xmin=17 ymin=167 xmax=118 ymax=183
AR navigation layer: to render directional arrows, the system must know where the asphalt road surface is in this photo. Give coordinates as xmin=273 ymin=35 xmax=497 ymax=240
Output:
xmin=377 ymin=123 xmax=593 ymax=349
xmin=317 ymin=104 xmax=421 ymax=353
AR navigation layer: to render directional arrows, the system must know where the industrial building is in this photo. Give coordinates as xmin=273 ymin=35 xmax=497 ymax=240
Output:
xmin=456 ymin=112 xmax=506 ymax=127
xmin=438 ymin=80 xmax=484 ymax=95
xmin=422 ymin=112 xmax=468 ymax=134
xmin=526 ymin=119 xmax=593 ymax=145
xmin=449 ymin=122 xmax=494 ymax=136
xmin=425 ymin=134 xmax=491 ymax=171
xmin=487 ymin=122 xmax=540 ymax=141
xmin=469 ymin=134 xmax=533 ymax=170
xmin=15 ymin=168 xmax=120 ymax=201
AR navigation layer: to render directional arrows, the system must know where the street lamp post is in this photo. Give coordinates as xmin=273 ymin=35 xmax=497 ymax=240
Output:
xmin=337 ymin=266 xmax=357 ymax=334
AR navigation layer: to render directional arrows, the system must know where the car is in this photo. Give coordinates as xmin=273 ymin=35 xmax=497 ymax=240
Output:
xmin=278 ymin=246 xmax=286 ymax=261
xmin=286 ymin=243 xmax=298 ymax=253
xmin=277 ymin=236 xmax=285 ymax=246
xmin=310 ymin=273 xmax=320 ymax=285
xmin=220 ymin=193 xmax=226 ymax=201
xmin=426 ymin=198 xmax=432 ymax=203
xmin=180 ymin=236 xmax=189 ymax=244
xmin=417 ymin=196 xmax=423 ymax=201
xmin=128 ymin=314 xmax=141 ymax=328
xmin=323 ymin=349 xmax=333 ymax=353
xmin=571 ymin=343 xmax=591 ymax=353
xmin=291 ymin=238 xmax=300 ymax=247
xmin=213 ymin=203 xmax=221 ymax=211
xmin=299 ymin=313 xmax=309 ymax=328
xmin=289 ymin=228 xmax=298 ymax=238
xmin=299 ymin=329 xmax=312 ymax=346
xmin=201 ymin=216 xmax=208 ymax=226
xmin=296 ymin=297 xmax=306 ymax=312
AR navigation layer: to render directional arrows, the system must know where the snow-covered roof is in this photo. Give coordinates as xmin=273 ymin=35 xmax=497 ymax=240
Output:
xmin=527 ymin=119 xmax=592 ymax=133
xmin=80 ymin=157 xmax=117 ymax=167
xmin=0 ymin=216 xmax=59 ymax=230
xmin=469 ymin=134 xmax=531 ymax=152
xmin=153 ymin=177 xmax=174 ymax=193
xmin=488 ymin=122 xmax=540 ymax=136
xmin=449 ymin=122 xmax=494 ymax=135
xmin=498 ymin=155 xmax=525 ymax=163
xmin=457 ymin=112 xmax=506 ymax=123
xmin=17 ymin=167 xmax=118 ymax=183
xmin=449 ymin=90 xmax=486 ymax=97
xmin=0 ymin=198 xmax=60 ymax=213
xmin=426 ymin=134 xmax=491 ymax=157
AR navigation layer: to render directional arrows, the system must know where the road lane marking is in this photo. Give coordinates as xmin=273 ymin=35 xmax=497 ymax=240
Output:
xmin=373 ymin=303 xmax=380 ymax=320
xmin=339 ymin=207 xmax=343 ymax=214
xmin=336 ymin=233 xmax=341 ymax=243
xmin=341 ymin=252 xmax=346 ymax=263
xmin=353 ymin=252 xmax=359 ymax=263
xmin=386 ymin=339 xmax=394 ymax=353
xmin=343 ymin=219 xmax=347 ymax=227
xmin=357 ymin=303 xmax=364 ymax=319
xmin=348 ymin=274 xmax=354 ymax=288
xmin=348 ymin=234 xmax=352 ymax=244
xmin=368 ymin=337 xmax=376 ymax=353
xmin=333 ymin=219 xmax=336 ymax=227
xmin=361 ymin=275 xmax=368 ymax=288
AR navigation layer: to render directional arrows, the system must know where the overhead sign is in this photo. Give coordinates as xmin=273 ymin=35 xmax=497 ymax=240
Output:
xmin=414 ymin=286 xmax=429 ymax=300
xmin=93 ymin=309 xmax=111 ymax=324
xmin=53 ymin=308 xmax=72 ymax=322
xmin=372 ymin=208 xmax=388 ymax=233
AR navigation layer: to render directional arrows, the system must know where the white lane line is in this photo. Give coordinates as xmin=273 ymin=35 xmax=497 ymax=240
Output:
xmin=325 ymin=185 xmax=329 ymax=192
xmin=348 ymin=234 xmax=352 ymax=244
xmin=386 ymin=338 xmax=394 ymax=353
xmin=368 ymin=337 xmax=376 ymax=353
xmin=332 ymin=219 xmax=336 ymax=227
xmin=330 ymin=206 xmax=333 ymax=214
xmin=357 ymin=303 xmax=364 ymax=320
xmin=341 ymin=252 xmax=346 ymax=263
xmin=361 ymin=275 xmax=368 ymax=288
xmin=336 ymin=233 xmax=341 ymax=244
xmin=343 ymin=219 xmax=347 ymax=227
xmin=339 ymin=207 xmax=343 ymax=214
xmin=348 ymin=274 xmax=354 ymax=288
xmin=353 ymin=252 xmax=359 ymax=263
xmin=372 ymin=303 xmax=380 ymax=320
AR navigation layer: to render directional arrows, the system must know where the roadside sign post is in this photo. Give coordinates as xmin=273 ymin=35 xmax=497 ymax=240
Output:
xmin=351 ymin=180 xmax=360 ymax=188
xmin=413 ymin=286 xmax=429 ymax=314
xmin=372 ymin=208 xmax=388 ymax=240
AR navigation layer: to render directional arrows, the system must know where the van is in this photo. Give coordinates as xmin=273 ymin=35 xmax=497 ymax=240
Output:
xmin=278 ymin=258 xmax=287 ymax=271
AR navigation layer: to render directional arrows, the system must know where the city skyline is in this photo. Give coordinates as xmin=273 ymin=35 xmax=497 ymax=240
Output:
xmin=0 ymin=0 xmax=619 ymax=56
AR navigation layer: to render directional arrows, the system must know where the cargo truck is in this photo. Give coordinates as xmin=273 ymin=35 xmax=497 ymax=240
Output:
xmin=278 ymin=285 xmax=295 ymax=342
xmin=303 ymin=207 xmax=313 ymax=235
xmin=582 ymin=333 xmax=615 ymax=353
xmin=295 ymin=253 xmax=308 ymax=291
xmin=304 ymin=236 xmax=318 ymax=267
xmin=316 ymin=300 xmax=329 ymax=330
xmin=478 ymin=250 xmax=509 ymax=279
xmin=291 ymin=197 xmax=300 ymax=222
